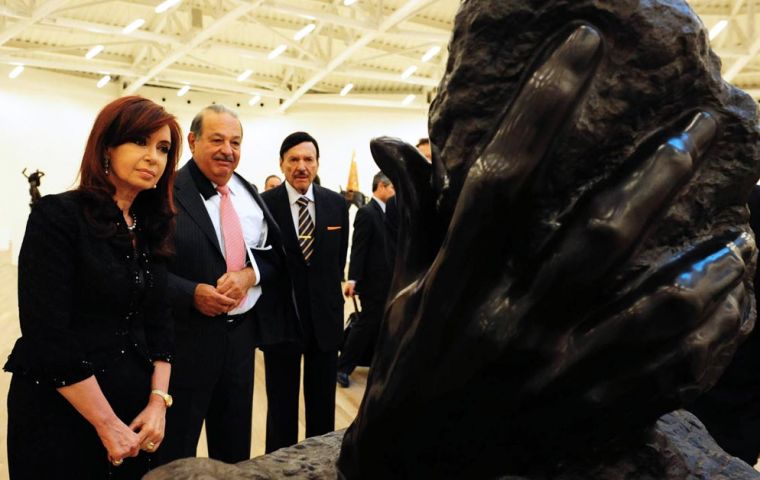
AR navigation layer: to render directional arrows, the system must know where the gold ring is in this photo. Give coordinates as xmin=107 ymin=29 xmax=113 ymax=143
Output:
xmin=111 ymin=458 xmax=123 ymax=466
xmin=145 ymin=441 xmax=156 ymax=451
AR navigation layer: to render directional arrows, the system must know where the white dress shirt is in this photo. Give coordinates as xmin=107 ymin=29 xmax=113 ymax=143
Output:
xmin=371 ymin=196 xmax=386 ymax=213
xmin=202 ymin=174 xmax=268 ymax=314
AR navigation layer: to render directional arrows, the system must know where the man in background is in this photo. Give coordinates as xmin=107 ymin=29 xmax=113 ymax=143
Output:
xmin=416 ymin=137 xmax=431 ymax=161
xmin=338 ymin=172 xmax=395 ymax=387
xmin=261 ymin=131 xmax=349 ymax=452
xmin=264 ymin=174 xmax=281 ymax=191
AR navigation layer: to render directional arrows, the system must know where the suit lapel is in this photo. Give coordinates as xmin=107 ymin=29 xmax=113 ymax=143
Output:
xmin=174 ymin=165 xmax=223 ymax=257
xmin=312 ymin=184 xmax=328 ymax=257
xmin=272 ymin=186 xmax=302 ymax=259
xmin=371 ymin=198 xmax=383 ymax=218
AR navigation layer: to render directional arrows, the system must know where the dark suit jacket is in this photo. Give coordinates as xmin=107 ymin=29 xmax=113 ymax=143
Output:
xmin=168 ymin=160 xmax=299 ymax=388
xmin=348 ymin=198 xmax=392 ymax=300
xmin=5 ymin=191 xmax=172 ymax=387
xmin=262 ymin=183 xmax=349 ymax=352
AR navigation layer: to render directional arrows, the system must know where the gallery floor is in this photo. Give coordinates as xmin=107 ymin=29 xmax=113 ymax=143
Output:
xmin=2 ymin=248 xmax=760 ymax=478
xmin=0 ymin=249 xmax=365 ymax=479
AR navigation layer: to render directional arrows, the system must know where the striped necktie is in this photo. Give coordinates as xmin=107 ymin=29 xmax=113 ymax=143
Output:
xmin=296 ymin=196 xmax=315 ymax=264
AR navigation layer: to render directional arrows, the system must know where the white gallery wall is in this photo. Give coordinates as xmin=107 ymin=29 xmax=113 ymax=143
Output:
xmin=0 ymin=68 xmax=428 ymax=262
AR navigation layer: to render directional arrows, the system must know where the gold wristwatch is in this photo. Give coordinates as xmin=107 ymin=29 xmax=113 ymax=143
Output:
xmin=151 ymin=389 xmax=173 ymax=408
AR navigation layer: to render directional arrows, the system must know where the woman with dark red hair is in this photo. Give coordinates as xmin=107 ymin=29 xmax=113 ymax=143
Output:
xmin=5 ymin=96 xmax=181 ymax=479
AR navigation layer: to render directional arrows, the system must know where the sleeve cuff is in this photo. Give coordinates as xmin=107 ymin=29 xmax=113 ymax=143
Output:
xmin=248 ymin=252 xmax=261 ymax=286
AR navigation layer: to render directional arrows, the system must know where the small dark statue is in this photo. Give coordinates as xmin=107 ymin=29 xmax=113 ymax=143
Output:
xmin=337 ymin=0 xmax=760 ymax=479
xmin=22 ymin=168 xmax=45 ymax=208
xmin=341 ymin=189 xmax=367 ymax=209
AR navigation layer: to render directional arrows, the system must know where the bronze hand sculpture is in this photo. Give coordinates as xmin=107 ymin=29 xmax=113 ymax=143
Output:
xmin=338 ymin=12 xmax=759 ymax=479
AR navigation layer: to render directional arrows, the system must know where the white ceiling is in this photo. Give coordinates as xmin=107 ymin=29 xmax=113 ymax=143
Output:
xmin=0 ymin=0 xmax=758 ymax=112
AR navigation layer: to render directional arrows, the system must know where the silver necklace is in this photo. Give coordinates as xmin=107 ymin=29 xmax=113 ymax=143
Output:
xmin=127 ymin=212 xmax=138 ymax=232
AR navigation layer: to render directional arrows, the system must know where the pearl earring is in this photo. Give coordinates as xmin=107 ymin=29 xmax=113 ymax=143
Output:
xmin=103 ymin=157 xmax=110 ymax=175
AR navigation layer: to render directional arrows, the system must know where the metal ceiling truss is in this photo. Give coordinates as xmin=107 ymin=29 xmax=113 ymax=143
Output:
xmin=1 ymin=0 xmax=757 ymax=111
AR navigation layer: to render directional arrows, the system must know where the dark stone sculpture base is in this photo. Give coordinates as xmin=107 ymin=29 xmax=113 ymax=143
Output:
xmin=144 ymin=411 xmax=759 ymax=479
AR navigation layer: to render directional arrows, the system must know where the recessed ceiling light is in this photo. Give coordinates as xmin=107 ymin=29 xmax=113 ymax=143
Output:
xmin=294 ymin=24 xmax=316 ymax=41
xmin=122 ymin=19 xmax=145 ymax=34
xmin=421 ymin=45 xmax=441 ymax=62
xmin=177 ymin=85 xmax=190 ymax=96
xmin=340 ymin=83 xmax=354 ymax=96
xmin=155 ymin=0 xmax=181 ymax=14
xmin=237 ymin=69 xmax=253 ymax=82
xmin=709 ymin=20 xmax=728 ymax=40
xmin=268 ymin=44 xmax=287 ymax=60
xmin=248 ymin=94 xmax=262 ymax=106
xmin=85 ymin=45 xmax=104 ymax=60
xmin=402 ymin=94 xmax=415 ymax=106
xmin=401 ymin=65 xmax=417 ymax=79
xmin=96 ymin=74 xmax=111 ymax=88
xmin=9 ymin=65 xmax=24 ymax=79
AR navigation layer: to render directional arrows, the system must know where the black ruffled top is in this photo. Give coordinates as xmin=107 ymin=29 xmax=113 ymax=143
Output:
xmin=4 ymin=191 xmax=173 ymax=387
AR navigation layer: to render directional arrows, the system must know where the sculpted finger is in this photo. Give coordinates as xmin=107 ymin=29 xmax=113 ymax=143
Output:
xmin=531 ymin=233 xmax=754 ymax=400
xmin=532 ymin=111 xmax=718 ymax=298
xmin=370 ymin=137 xmax=443 ymax=284
xmin=618 ymin=283 xmax=749 ymax=407
xmin=546 ymin=284 xmax=748 ymax=444
xmin=437 ymin=25 xmax=603 ymax=273
xmin=573 ymin=232 xmax=752 ymax=356
xmin=465 ymin=24 xmax=603 ymax=201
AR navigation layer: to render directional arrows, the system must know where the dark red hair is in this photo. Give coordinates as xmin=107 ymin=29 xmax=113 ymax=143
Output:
xmin=78 ymin=96 xmax=182 ymax=259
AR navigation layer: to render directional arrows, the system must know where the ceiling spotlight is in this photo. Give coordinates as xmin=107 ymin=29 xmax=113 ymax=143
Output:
xmin=155 ymin=0 xmax=181 ymax=13
xmin=709 ymin=19 xmax=728 ymax=40
xmin=294 ymin=24 xmax=316 ymax=41
xmin=177 ymin=85 xmax=190 ymax=96
xmin=402 ymin=94 xmax=416 ymax=106
xmin=401 ymin=65 xmax=417 ymax=80
xmin=237 ymin=69 xmax=253 ymax=82
xmin=122 ymin=18 xmax=145 ymax=34
xmin=8 ymin=65 xmax=24 ymax=79
xmin=268 ymin=44 xmax=287 ymax=60
xmin=421 ymin=45 xmax=441 ymax=62
xmin=248 ymin=94 xmax=262 ymax=106
xmin=344 ymin=0 xmax=357 ymax=5
xmin=340 ymin=83 xmax=354 ymax=96
xmin=96 ymin=74 xmax=111 ymax=88
xmin=85 ymin=45 xmax=104 ymax=60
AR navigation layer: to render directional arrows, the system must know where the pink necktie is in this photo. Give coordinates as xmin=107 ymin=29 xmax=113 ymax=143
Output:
xmin=217 ymin=184 xmax=247 ymax=304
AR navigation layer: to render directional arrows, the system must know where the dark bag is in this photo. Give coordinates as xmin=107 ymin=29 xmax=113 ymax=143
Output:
xmin=341 ymin=296 xmax=361 ymax=352
xmin=341 ymin=296 xmax=374 ymax=366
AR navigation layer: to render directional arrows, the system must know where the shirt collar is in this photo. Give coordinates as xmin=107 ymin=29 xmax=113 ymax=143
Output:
xmin=285 ymin=181 xmax=314 ymax=205
xmin=372 ymin=196 xmax=386 ymax=213
xmin=189 ymin=158 xmax=242 ymax=200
